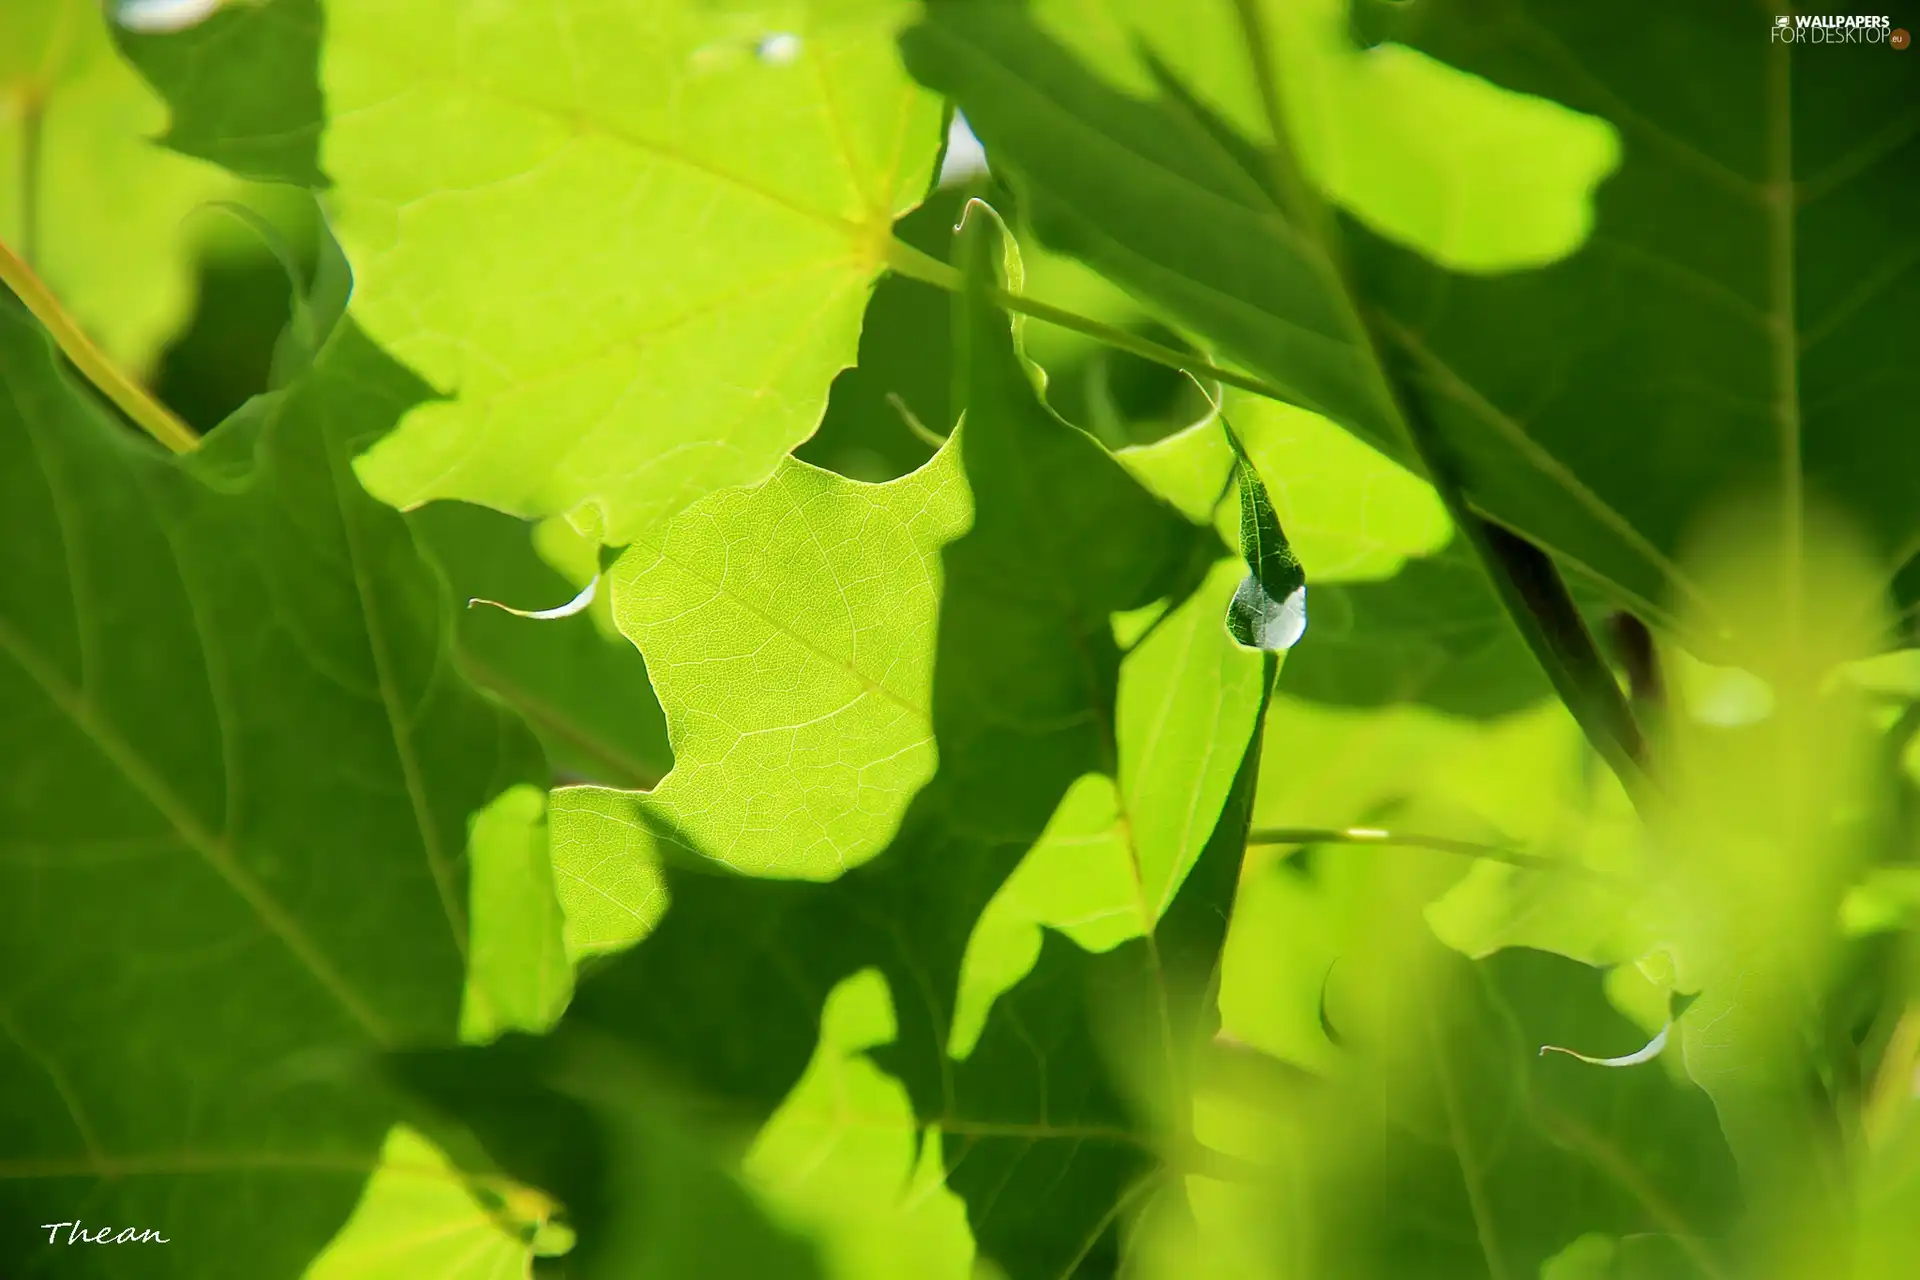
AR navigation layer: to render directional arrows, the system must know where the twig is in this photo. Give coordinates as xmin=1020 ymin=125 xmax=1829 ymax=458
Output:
xmin=1247 ymin=825 xmax=1615 ymax=879
xmin=0 ymin=235 xmax=197 ymax=453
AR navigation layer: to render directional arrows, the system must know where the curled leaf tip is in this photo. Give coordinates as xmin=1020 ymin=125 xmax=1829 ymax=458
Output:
xmin=1539 ymin=1023 xmax=1669 ymax=1068
xmin=468 ymin=576 xmax=598 ymax=621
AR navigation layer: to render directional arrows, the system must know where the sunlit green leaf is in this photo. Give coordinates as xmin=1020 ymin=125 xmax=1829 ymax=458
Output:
xmin=321 ymin=0 xmax=944 ymax=541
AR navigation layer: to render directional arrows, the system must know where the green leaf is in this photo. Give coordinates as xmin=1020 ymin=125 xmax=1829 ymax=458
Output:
xmin=319 ymin=0 xmax=944 ymax=541
xmin=1222 ymin=416 xmax=1307 ymax=651
xmin=388 ymin=219 xmax=1247 ymax=1278
xmin=1021 ymin=0 xmax=1617 ymax=274
xmin=929 ymin=700 xmax=1273 ymax=1278
xmin=580 ymin=435 xmax=970 ymax=888
xmin=113 ymin=0 xmax=326 ymax=187
xmin=0 ymin=0 xmax=234 ymax=370
xmin=899 ymin=2 xmax=1398 ymax=445
xmin=0 ymin=309 xmax=544 ymax=1275
xmin=407 ymin=501 xmax=675 ymax=790
xmin=307 ymin=785 xmax=577 ymax=1280
xmin=460 ymin=784 xmax=575 ymax=1044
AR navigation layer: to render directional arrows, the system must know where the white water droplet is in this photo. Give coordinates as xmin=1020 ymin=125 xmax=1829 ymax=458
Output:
xmin=937 ymin=112 xmax=990 ymax=187
xmin=1234 ymin=579 xmax=1306 ymax=651
xmin=115 ymin=0 xmax=224 ymax=34
xmin=1691 ymin=667 xmax=1774 ymax=726
xmin=757 ymin=32 xmax=802 ymax=65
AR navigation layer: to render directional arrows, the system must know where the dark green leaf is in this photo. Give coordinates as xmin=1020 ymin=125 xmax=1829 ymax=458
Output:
xmin=114 ymin=0 xmax=327 ymax=187
xmin=0 ymin=308 xmax=543 ymax=1277
xmin=1280 ymin=541 xmax=1582 ymax=717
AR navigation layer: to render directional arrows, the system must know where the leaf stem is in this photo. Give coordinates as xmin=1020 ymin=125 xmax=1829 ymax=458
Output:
xmin=885 ymin=237 xmax=1304 ymax=406
xmin=0 ymin=235 xmax=198 ymax=453
xmin=1224 ymin=0 xmax=1653 ymax=809
xmin=1247 ymin=825 xmax=1617 ymax=880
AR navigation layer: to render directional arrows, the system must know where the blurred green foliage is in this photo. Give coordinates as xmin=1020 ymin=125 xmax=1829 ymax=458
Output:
xmin=3 ymin=1 xmax=1918 ymax=1278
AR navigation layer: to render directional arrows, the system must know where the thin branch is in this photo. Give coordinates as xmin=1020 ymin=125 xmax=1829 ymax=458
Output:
xmin=1248 ymin=825 xmax=1619 ymax=881
xmin=0 ymin=235 xmax=198 ymax=453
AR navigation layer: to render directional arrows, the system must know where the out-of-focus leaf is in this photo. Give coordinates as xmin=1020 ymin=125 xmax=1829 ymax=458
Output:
xmin=392 ymin=1033 xmax=828 ymax=1280
xmin=1281 ymin=542 xmax=1556 ymax=717
xmin=744 ymin=969 xmax=976 ymax=1279
xmin=1211 ymin=844 xmax=1741 ymax=1277
xmin=408 ymin=501 xmax=674 ymax=791
xmin=302 ymin=1126 xmax=554 ymax=1280
xmin=1022 ymin=0 xmax=1617 ymax=273
xmin=321 ymin=0 xmax=944 ymax=541
xmin=113 ymin=0 xmax=326 ymax=187
xmin=0 ymin=308 xmax=544 ymax=1277
xmin=0 ymin=0 xmax=233 ymax=370
xmin=1346 ymin=0 xmax=1920 ymax=634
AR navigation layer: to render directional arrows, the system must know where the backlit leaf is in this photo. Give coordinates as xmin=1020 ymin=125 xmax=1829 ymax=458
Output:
xmin=321 ymin=0 xmax=945 ymax=541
